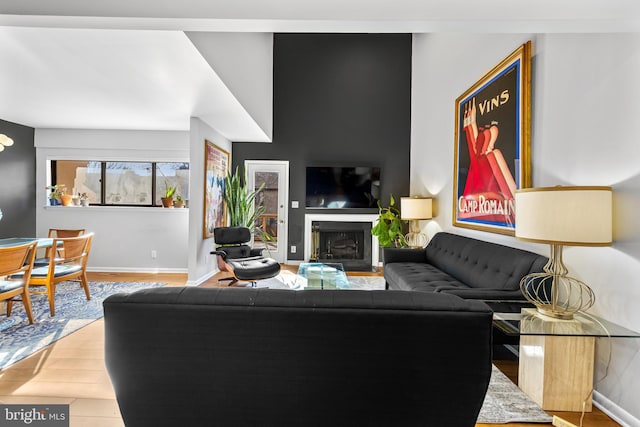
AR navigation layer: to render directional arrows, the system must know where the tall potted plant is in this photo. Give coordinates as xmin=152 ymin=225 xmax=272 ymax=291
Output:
xmin=224 ymin=166 xmax=272 ymax=243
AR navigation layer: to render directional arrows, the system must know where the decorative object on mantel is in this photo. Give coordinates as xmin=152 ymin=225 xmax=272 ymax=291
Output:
xmin=0 ymin=133 xmax=14 ymax=152
xmin=515 ymin=186 xmax=613 ymax=319
xmin=401 ymin=196 xmax=433 ymax=248
xmin=371 ymin=194 xmax=407 ymax=248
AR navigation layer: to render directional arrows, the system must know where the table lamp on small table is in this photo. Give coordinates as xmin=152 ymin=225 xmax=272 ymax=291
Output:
xmin=515 ymin=186 xmax=612 ymax=319
xmin=400 ymin=196 xmax=433 ymax=248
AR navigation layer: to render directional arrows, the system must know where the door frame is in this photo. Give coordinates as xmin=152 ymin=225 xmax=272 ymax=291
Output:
xmin=244 ymin=160 xmax=289 ymax=264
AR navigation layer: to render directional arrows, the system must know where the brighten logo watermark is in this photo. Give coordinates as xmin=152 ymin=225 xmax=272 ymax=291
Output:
xmin=0 ymin=405 xmax=69 ymax=426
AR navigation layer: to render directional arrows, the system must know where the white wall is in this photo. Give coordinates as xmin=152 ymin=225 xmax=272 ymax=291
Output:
xmin=35 ymin=128 xmax=190 ymax=272
xmin=186 ymin=32 xmax=273 ymax=141
xmin=35 ymin=123 xmax=233 ymax=283
xmin=187 ymin=117 xmax=232 ymax=285
xmin=412 ymin=33 xmax=640 ymax=424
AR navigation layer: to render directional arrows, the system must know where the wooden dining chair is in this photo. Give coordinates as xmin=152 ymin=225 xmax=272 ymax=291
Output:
xmin=0 ymin=240 xmax=37 ymax=324
xmin=37 ymin=228 xmax=86 ymax=265
xmin=26 ymin=233 xmax=93 ymax=317
xmin=48 ymin=228 xmax=86 ymax=238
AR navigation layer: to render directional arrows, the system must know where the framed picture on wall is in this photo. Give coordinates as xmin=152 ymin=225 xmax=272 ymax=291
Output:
xmin=452 ymin=41 xmax=532 ymax=235
xmin=204 ymin=140 xmax=230 ymax=239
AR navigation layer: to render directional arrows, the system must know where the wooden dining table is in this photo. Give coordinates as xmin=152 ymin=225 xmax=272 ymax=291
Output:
xmin=0 ymin=237 xmax=57 ymax=249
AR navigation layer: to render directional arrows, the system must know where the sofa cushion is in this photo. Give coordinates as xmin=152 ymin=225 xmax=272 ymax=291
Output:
xmin=426 ymin=232 xmax=548 ymax=292
xmin=385 ymin=262 xmax=469 ymax=292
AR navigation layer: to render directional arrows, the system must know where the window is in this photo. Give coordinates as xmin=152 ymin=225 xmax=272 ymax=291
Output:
xmin=156 ymin=163 xmax=190 ymax=205
xmin=51 ymin=160 xmax=189 ymax=207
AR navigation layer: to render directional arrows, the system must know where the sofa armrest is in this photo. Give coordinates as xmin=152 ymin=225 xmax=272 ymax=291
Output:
xmin=383 ymin=247 xmax=427 ymax=264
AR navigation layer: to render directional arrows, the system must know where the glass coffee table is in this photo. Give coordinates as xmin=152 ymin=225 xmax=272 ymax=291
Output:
xmin=294 ymin=263 xmax=350 ymax=290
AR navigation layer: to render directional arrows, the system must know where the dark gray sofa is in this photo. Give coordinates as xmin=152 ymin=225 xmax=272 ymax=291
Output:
xmin=104 ymin=286 xmax=493 ymax=427
xmin=384 ymin=232 xmax=548 ymax=301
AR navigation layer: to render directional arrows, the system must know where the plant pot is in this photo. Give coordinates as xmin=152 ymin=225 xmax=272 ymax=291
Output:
xmin=72 ymin=197 xmax=81 ymax=206
xmin=80 ymin=199 xmax=90 ymax=207
xmin=161 ymin=197 xmax=174 ymax=208
xmin=49 ymin=198 xmax=61 ymax=206
xmin=174 ymin=200 xmax=185 ymax=208
xmin=60 ymin=194 xmax=73 ymax=206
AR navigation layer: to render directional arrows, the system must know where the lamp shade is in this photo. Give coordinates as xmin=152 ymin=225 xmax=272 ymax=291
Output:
xmin=515 ymin=186 xmax=612 ymax=246
xmin=401 ymin=197 xmax=433 ymax=220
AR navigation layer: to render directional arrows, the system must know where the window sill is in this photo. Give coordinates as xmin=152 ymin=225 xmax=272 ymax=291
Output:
xmin=44 ymin=205 xmax=189 ymax=212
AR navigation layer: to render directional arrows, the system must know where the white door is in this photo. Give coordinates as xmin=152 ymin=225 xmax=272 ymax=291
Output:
xmin=245 ymin=160 xmax=289 ymax=263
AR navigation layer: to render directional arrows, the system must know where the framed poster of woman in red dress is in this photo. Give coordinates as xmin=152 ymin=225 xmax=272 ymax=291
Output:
xmin=453 ymin=41 xmax=532 ymax=235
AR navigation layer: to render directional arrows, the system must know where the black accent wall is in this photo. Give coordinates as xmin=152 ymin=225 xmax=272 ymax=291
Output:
xmin=232 ymin=33 xmax=412 ymax=260
xmin=0 ymin=119 xmax=36 ymax=238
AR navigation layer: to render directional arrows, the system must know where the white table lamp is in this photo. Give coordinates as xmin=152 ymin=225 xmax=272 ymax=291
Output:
xmin=401 ymin=196 xmax=433 ymax=248
xmin=515 ymin=186 xmax=612 ymax=319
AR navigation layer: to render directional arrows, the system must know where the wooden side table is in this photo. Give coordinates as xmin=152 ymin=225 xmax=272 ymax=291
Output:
xmin=493 ymin=308 xmax=640 ymax=412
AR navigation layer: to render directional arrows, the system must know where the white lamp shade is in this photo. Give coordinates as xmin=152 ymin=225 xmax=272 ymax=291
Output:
xmin=400 ymin=197 xmax=433 ymax=220
xmin=515 ymin=186 xmax=612 ymax=246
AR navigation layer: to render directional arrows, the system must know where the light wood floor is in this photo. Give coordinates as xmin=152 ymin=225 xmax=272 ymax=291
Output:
xmin=0 ymin=270 xmax=620 ymax=427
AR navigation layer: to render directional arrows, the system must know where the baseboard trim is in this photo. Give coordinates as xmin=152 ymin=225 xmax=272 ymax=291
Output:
xmin=186 ymin=270 xmax=217 ymax=286
xmin=594 ymin=390 xmax=640 ymax=427
xmin=86 ymin=267 xmax=187 ymax=274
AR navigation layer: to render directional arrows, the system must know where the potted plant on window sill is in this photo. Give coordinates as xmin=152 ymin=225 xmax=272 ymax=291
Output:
xmin=46 ymin=184 xmax=67 ymax=206
xmin=173 ymin=194 xmax=185 ymax=208
xmin=161 ymin=182 xmax=177 ymax=208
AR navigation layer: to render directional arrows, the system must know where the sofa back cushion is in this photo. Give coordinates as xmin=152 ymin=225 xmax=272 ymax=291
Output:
xmin=104 ymin=287 xmax=493 ymax=427
xmin=426 ymin=232 xmax=547 ymax=291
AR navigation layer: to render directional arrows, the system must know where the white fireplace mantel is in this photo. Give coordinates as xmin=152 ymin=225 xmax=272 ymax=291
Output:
xmin=304 ymin=213 xmax=380 ymax=266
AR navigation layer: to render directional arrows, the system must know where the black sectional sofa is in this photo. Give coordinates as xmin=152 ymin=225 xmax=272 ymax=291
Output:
xmin=384 ymin=232 xmax=548 ymax=301
xmin=104 ymin=286 xmax=493 ymax=427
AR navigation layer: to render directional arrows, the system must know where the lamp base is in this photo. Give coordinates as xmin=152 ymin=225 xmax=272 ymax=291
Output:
xmin=405 ymin=219 xmax=428 ymax=248
xmin=405 ymin=231 xmax=427 ymax=248
xmin=533 ymin=304 xmax=577 ymax=320
xmin=519 ymin=244 xmax=595 ymax=320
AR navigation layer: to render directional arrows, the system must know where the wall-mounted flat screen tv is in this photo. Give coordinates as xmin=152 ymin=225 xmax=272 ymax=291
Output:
xmin=306 ymin=166 xmax=381 ymax=209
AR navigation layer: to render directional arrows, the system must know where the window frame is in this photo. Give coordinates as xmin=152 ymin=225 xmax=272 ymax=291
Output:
xmin=50 ymin=160 xmax=190 ymax=208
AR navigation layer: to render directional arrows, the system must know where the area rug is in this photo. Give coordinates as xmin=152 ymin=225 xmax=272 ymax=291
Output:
xmin=478 ymin=365 xmax=552 ymax=423
xmin=0 ymin=281 xmax=165 ymax=370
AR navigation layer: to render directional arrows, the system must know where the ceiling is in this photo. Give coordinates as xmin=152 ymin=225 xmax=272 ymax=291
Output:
xmin=1 ymin=0 xmax=639 ymax=141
